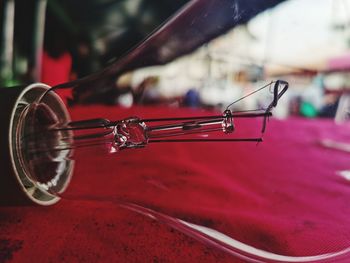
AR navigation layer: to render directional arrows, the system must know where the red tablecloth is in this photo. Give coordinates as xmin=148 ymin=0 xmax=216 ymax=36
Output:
xmin=1 ymin=106 xmax=350 ymax=262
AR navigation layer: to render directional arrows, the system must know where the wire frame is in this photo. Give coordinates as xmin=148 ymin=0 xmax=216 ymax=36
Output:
xmin=48 ymin=80 xmax=289 ymax=149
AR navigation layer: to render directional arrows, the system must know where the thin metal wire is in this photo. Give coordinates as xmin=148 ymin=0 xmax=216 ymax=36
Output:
xmin=22 ymin=80 xmax=288 ymax=155
xmin=225 ymin=81 xmax=274 ymax=110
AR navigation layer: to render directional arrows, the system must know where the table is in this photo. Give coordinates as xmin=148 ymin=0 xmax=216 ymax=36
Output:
xmin=1 ymin=106 xmax=350 ymax=262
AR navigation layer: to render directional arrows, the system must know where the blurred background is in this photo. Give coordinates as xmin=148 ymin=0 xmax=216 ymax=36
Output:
xmin=1 ymin=0 xmax=350 ymax=121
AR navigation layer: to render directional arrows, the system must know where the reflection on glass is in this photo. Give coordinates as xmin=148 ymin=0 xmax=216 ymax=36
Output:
xmin=7 ymin=0 xmax=350 ymax=261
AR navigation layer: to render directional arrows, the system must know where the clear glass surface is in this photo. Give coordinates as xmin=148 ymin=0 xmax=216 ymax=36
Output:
xmin=16 ymin=0 xmax=350 ymax=261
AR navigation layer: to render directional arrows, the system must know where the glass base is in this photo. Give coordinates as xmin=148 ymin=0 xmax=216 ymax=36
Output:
xmin=8 ymin=83 xmax=74 ymax=205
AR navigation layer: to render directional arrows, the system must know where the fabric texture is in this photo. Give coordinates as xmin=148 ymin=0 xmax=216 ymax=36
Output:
xmin=1 ymin=105 xmax=350 ymax=262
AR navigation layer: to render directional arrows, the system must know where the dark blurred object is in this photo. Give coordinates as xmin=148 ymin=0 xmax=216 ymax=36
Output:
xmin=39 ymin=10 xmax=73 ymax=102
xmin=72 ymin=34 xmax=94 ymax=79
xmin=133 ymin=77 xmax=159 ymax=105
xmin=41 ymin=12 xmax=73 ymax=86
xmin=319 ymin=96 xmax=340 ymax=118
xmin=184 ymin=89 xmax=200 ymax=108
